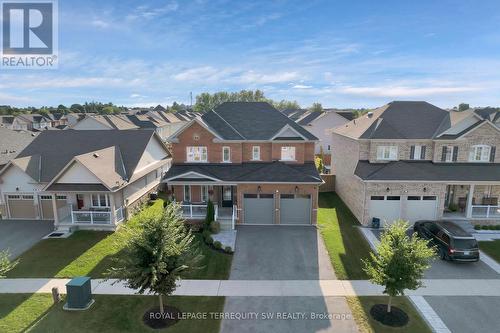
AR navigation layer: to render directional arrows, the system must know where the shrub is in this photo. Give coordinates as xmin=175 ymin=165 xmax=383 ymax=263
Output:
xmin=482 ymin=225 xmax=490 ymax=230
xmin=213 ymin=241 xmax=222 ymax=250
xmin=205 ymin=236 xmax=213 ymax=245
xmin=224 ymin=246 xmax=233 ymax=254
xmin=205 ymin=200 xmax=215 ymax=229
xmin=474 ymin=225 xmax=481 ymax=230
xmin=210 ymin=221 xmax=220 ymax=234
xmin=494 ymin=225 xmax=500 ymax=230
xmin=448 ymin=203 xmax=458 ymax=212
xmin=202 ymin=230 xmax=211 ymax=239
xmin=163 ymin=200 xmax=169 ymax=208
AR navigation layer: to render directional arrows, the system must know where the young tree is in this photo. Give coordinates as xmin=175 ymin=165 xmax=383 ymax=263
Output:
xmin=314 ymin=156 xmax=324 ymax=173
xmin=363 ymin=220 xmax=435 ymax=313
xmin=458 ymin=103 xmax=470 ymax=112
xmin=205 ymin=200 xmax=215 ymax=229
xmin=309 ymin=102 xmax=323 ymax=113
xmin=0 ymin=250 xmax=18 ymax=278
xmin=109 ymin=204 xmax=203 ymax=314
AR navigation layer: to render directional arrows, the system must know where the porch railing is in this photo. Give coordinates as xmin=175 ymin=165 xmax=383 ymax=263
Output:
xmin=181 ymin=204 xmax=218 ymax=219
xmin=115 ymin=206 xmax=124 ymax=222
xmin=471 ymin=205 xmax=500 ymax=219
xmin=71 ymin=210 xmax=112 ymax=225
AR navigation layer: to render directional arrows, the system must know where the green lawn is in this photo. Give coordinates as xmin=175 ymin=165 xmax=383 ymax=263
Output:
xmin=479 ymin=240 xmax=500 ymax=263
xmin=0 ymin=294 xmax=224 ymax=333
xmin=7 ymin=199 xmax=232 ymax=279
xmin=347 ymin=296 xmax=432 ymax=333
xmin=317 ymin=192 xmax=372 ymax=279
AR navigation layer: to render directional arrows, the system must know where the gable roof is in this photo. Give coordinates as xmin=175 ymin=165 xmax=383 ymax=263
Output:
xmin=0 ymin=128 xmax=35 ymax=166
xmin=334 ymin=101 xmax=451 ymax=140
xmin=201 ymin=102 xmax=317 ymax=141
xmin=11 ymin=130 xmax=167 ymax=183
xmin=297 ymin=111 xmax=324 ymax=125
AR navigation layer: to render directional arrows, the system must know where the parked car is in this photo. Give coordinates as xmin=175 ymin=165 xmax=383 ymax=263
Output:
xmin=413 ymin=220 xmax=479 ymax=262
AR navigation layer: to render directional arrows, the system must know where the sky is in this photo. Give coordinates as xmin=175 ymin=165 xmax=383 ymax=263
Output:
xmin=1 ymin=0 xmax=500 ymax=109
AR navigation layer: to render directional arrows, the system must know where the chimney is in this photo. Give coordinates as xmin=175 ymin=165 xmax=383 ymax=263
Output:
xmin=367 ymin=111 xmax=373 ymax=118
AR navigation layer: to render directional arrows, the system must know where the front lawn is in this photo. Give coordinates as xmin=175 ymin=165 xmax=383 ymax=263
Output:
xmin=479 ymin=240 xmax=500 ymax=263
xmin=7 ymin=198 xmax=232 ymax=279
xmin=0 ymin=294 xmax=224 ymax=333
xmin=347 ymin=296 xmax=432 ymax=333
xmin=317 ymin=192 xmax=372 ymax=279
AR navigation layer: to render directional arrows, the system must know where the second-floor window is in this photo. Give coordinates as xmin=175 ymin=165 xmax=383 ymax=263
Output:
xmin=377 ymin=146 xmax=398 ymax=160
xmin=252 ymin=146 xmax=260 ymax=160
xmin=281 ymin=146 xmax=296 ymax=161
xmin=441 ymin=145 xmax=458 ymax=162
xmin=410 ymin=145 xmax=426 ymax=160
xmin=469 ymin=145 xmax=493 ymax=162
xmin=186 ymin=146 xmax=207 ymax=162
xmin=222 ymin=146 xmax=231 ymax=162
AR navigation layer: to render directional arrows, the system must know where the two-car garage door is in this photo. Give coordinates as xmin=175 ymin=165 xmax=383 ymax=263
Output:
xmin=369 ymin=195 xmax=437 ymax=225
xmin=243 ymin=193 xmax=312 ymax=225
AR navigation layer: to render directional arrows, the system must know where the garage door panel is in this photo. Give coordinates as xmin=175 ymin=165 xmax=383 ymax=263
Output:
xmin=406 ymin=196 xmax=437 ymax=222
xmin=244 ymin=194 xmax=274 ymax=224
xmin=39 ymin=195 xmax=54 ymax=219
xmin=7 ymin=194 xmax=36 ymax=219
xmin=280 ymin=195 xmax=311 ymax=225
xmin=369 ymin=196 xmax=401 ymax=226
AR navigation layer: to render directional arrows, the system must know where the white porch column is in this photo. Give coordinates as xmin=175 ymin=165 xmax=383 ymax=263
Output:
xmin=109 ymin=193 xmax=116 ymax=225
xmin=466 ymin=184 xmax=475 ymax=218
xmin=51 ymin=193 xmax=59 ymax=226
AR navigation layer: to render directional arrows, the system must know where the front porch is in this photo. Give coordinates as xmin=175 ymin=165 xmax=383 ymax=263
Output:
xmin=54 ymin=192 xmax=125 ymax=228
xmin=169 ymin=184 xmax=239 ymax=230
xmin=443 ymin=184 xmax=500 ymax=221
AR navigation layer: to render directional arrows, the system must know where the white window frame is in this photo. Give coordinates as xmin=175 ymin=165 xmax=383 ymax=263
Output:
xmin=412 ymin=145 xmax=423 ymax=160
xmin=252 ymin=146 xmax=261 ymax=161
xmin=184 ymin=185 xmax=191 ymax=202
xmin=222 ymin=146 xmax=231 ymax=163
xmin=376 ymin=146 xmax=398 ymax=160
xmin=444 ymin=145 xmax=454 ymax=162
xmin=469 ymin=144 xmax=491 ymax=162
xmin=201 ymin=186 xmax=209 ymax=202
xmin=91 ymin=194 xmax=109 ymax=208
xmin=280 ymin=146 xmax=296 ymax=161
xmin=186 ymin=146 xmax=208 ymax=162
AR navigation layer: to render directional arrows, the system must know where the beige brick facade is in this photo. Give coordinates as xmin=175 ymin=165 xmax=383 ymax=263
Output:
xmin=368 ymin=140 xmax=434 ymax=163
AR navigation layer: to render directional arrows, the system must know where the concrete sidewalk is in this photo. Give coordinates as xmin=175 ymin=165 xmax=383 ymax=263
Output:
xmin=2 ymin=278 xmax=500 ymax=297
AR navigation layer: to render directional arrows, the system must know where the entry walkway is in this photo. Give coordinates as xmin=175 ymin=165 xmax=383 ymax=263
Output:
xmin=2 ymin=278 xmax=500 ymax=297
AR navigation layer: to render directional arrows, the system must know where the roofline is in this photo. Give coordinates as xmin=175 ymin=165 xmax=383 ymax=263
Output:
xmin=164 ymin=180 xmax=323 ymax=185
xmin=269 ymin=123 xmax=309 ymax=141
xmin=0 ymin=161 xmax=40 ymax=184
xmin=164 ymin=170 xmax=221 ymax=182
xmin=212 ymin=139 xmax=318 ymax=143
xmin=452 ymin=119 xmax=500 ymax=140
xmin=362 ymin=179 xmax=500 ymax=184
xmin=167 ymin=118 xmax=224 ymax=142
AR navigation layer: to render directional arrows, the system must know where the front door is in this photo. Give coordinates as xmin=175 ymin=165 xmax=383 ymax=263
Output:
xmin=222 ymin=186 xmax=233 ymax=207
xmin=76 ymin=194 xmax=84 ymax=210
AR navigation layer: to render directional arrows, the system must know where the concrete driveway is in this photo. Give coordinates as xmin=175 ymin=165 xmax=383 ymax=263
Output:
xmin=221 ymin=226 xmax=358 ymax=333
xmin=230 ymin=225 xmax=335 ymax=280
xmin=372 ymin=229 xmax=499 ymax=279
xmin=0 ymin=220 xmax=53 ymax=259
xmin=425 ymin=296 xmax=500 ymax=333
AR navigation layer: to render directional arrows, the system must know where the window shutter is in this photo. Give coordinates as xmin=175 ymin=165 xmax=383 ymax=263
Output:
xmin=490 ymin=146 xmax=496 ymax=162
xmin=410 ymin=145 xmax=415 ymax=160
xmin=420 ymin=146 xmax=426 ymax=159
xmin=452 ymin=146 xmax=459 ymax=162
xmin=441 ymin=146 xmax=447 ymax=162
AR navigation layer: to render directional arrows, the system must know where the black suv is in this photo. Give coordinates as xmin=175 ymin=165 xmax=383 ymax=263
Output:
xmin=413 ymin=220 xmax=479 ymax=262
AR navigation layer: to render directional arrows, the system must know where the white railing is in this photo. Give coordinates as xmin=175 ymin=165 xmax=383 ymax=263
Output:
xmin=115 ymin=206 xmax=124 ymax=222
xmin=71 ymin=210 xmax=112 ymax=225
xmin=471 ymin=205 xmax=500 ymax=219
xmin=231 ymin=204 xmax=237 ymax=230
xmin=214 ymin=205 xmax=218 ymax=221
xmin=180 ymin=203 xmax=219 ymax=220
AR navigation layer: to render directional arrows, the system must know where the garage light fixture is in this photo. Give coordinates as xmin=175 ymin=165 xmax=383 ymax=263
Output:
xmin=423 ymin=187 xmax=427 ymax=192
xmin=386 ymin=187 xmax=390 ymax=192
xmin=295 ymin=186 xmax=299 ymax=193
xmin=257 ymin=186 xmax=261 ymax=193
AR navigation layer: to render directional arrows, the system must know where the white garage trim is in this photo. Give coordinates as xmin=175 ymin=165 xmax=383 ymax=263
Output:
xmin=369 ymin=195 xmax=402 ymax=227
xmin=405 ymin=195 xmax=437 ymax=222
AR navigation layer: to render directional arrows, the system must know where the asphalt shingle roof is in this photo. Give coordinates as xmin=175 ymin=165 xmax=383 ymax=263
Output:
xmin=164 ymin=161 xmax=322 ymax=183
xmin=355 ymin=160 xmax=500 ymax=182
xmin=0 ymin=128 xmax=35 ymax=166
xmin=16 ymin=130 xmax=161 ymax=183
xmin=202 ymin=102 xmax=317 ymax=140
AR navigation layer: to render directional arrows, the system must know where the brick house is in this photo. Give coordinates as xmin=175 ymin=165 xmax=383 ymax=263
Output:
xmin=162 ymin=102 xmax=323 ymax=229
xmin=331 ymin=101 xmax=500 ymax=226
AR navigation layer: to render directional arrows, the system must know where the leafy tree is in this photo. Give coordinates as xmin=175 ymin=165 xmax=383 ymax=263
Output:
xmin=362 ymin=220 xmax=435 ymax=313
xmin=272 ymin=100 xmax=300 ymax=111
xmin=0 ymin=250 xmax=18 ymax=278
xmin=353 ymin=109 xmax=370 ymax=119
xmin=109 ymin=204 xmax=203 ymax=314
xmin=193 ymin=90 xmax=269 ymax=113
xmin=70 ymin=104 xmax=84 ymax=113
xmin=314 ymin=156 xmax=324 ymax=173
xmin=458 ymin=103 xmax=470 ymax=112
xmin=309 ymin=102 xmax=323 ymax=113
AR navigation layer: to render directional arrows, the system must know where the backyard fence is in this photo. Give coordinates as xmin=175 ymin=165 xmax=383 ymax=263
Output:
xmin=320 ymin=174 xmax=335 ymax=192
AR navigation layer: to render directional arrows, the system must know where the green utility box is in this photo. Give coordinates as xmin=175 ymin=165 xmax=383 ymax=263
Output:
xmin=63 ymin=277 xmax=94 ymax=310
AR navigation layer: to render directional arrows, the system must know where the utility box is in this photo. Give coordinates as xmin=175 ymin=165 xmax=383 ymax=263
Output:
xmin=63 ymin=277 xmax=94 ymax=311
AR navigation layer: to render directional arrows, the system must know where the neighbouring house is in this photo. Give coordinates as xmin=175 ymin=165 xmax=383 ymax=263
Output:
xmin=45 ymin=113 xmax=69 ymax=128
xmin=0 ymin=128 xmax=35 ymax=168
xmin=0 ymin=114 xmax=52 ymax=131
xmin=68 ymin=114 xmax=140 ymax=130
xmin=0 ymin=130 xmax=171 ymax=230
xmin=162 ymin=102 xmax=323 ymax=229
xmin=332 ymin=101 xmax=500 ymax=227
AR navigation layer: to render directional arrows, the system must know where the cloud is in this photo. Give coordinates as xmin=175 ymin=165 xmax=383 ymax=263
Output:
xmin=292 ymin=84 xmax=313 ymax=89
xmin=338 ymin=85 xmax=480 ymax=97
xmin=126 ymin=2 xmax=179 ymax=21
xmin=239 ymin=71 xmax=299 ymax=84
xmin=90 ymin=19 xmax=109 ymax=29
